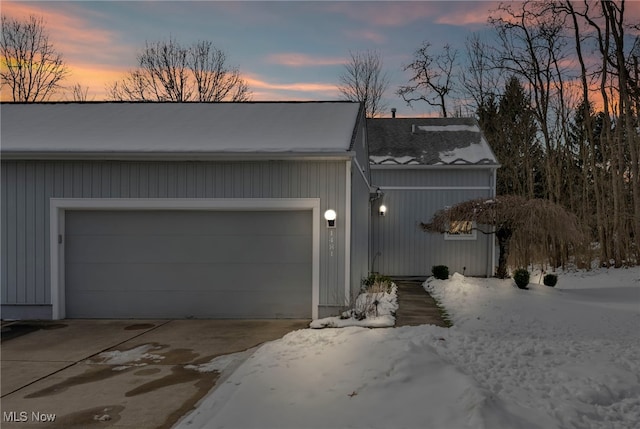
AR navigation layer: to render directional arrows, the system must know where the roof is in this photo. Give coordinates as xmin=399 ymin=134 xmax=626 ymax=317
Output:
xmin=1 ymin=101 xmax=362 ymax=159
xmin=367 ymin=117 xmax=498 ymax=167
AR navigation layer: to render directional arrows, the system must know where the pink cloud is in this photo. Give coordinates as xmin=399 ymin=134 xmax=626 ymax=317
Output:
xmin=435 ymin=2 xmax=502 ymax=26
xmin=266 ymin=53 xmax=345 ymax=67
xmin=324 ymin=1 xmax=504 ymax=28
xmin=2 ymin=2 xmax=121 ymax=57
xmin=245 ymin=74 xmax=340 ymax=100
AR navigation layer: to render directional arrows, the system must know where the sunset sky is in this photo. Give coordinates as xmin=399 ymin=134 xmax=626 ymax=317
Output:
xmin=2 ymin=1 xmax=637 ymax=116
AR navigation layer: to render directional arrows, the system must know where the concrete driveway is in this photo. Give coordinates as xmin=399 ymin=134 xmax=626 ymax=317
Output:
xmin=1 ymin=319 xmax=308 ymax=428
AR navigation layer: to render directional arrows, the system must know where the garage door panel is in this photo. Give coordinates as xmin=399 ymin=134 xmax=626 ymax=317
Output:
xmin=68 ymin=290 xmax=310 ymax=319
xmin=67 ymin=262 xmax=311 ymax=292
xmin=66 ymin=234 xmax=312 ymax=264
xmin=65 ymin=209 xmax=313 ymax=319
xmin=66 ymin=211 xmax=310 ymax=236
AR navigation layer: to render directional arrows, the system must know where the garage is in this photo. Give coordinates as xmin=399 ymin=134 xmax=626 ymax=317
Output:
xmin=2 ymin=102 xmax=366 ymax=321
xmin=64 ymin=209 xmax=313 ymax=319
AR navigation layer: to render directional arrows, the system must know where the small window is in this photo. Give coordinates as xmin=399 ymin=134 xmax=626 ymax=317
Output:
xmin=444 ymin=220 xmax=477 ymax=240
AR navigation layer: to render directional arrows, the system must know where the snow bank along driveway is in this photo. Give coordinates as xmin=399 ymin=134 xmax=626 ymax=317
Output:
xmin=176 ymin=268 xmax=640 ymax=429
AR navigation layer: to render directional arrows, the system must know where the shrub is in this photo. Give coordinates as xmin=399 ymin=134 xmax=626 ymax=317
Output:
xmin=432 ymin=265 xmax=449 ymax=280
xmin=362 ymin=273 xmax=393 ymax=293
xmin=543 ymin=273 xmax=558 ymax=287
xmin=513 ymin=268 xmax=530 ymax=289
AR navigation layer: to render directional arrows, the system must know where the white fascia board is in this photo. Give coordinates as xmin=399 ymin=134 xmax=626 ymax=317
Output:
xmin=49 ymin=198 xmax=321 ymax=320
xmin=2 ymin=151 xmax=354 ymax=162
xmin=352 ymin=157 xmax=371 ymax=189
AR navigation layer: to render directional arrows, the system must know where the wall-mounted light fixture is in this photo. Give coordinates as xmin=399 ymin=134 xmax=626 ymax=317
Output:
xmin=324 ymin=209 xmax=337 ymax=228
xmin=379 ymin=205 xmax=387 ymax=217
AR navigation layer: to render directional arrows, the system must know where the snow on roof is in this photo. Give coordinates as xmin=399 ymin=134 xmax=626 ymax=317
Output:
xmin=436 ymin=136 xmax=495 ymax=165
xmin=368 ymin=118 xmax=498 ymax=166
xmin=368 ymin=155 xmax=421 ymax=165
xmin=1 ymin=102 xmax=362 ymax=157
xmin=416 ymin=124 xmax=478 ymax=132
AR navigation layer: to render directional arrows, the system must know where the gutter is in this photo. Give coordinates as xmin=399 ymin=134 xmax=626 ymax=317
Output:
xmin=0 ymin=151 xmax=355 ymax=162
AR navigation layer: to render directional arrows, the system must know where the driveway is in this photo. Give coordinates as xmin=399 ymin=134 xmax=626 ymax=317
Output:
xmin=1 ymin=319 xmax=308 ymax=428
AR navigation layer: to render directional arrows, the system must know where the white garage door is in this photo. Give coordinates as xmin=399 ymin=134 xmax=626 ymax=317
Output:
xmin=65 ymin=210 xmax=312 ymax=319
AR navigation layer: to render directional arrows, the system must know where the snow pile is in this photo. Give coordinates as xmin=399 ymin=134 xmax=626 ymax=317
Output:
xmin=176 ymin=326 xmax=554 ymax=429
xmin=309 ymin=284 xmax=398 ymax=328
xmin=176 ymin=267 xmax=640 ymax=429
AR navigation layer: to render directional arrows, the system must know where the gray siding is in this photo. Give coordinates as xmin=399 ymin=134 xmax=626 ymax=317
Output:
xmin=1 ymin=160 xmax=348 ymax=316
xmin=372 ymin=167 xmax=492 ymax=188
xmin=371 ymin=168 xmax=495 ymax=277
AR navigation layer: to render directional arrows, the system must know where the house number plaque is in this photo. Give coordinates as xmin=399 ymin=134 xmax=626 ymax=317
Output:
xmin=329 ymin=229 xmax=335 ymax=256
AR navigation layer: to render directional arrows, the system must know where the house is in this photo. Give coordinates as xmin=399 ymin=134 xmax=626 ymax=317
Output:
xmin=368 ymin=117 xmax=499 ymax=278
xmin=1 ymin=103 xmax=497 ymax=321
xmin=1 ymin=102 xmax=370 ymax=320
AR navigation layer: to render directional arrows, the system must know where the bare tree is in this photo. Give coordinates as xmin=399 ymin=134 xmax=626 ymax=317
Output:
xmin=489 ymin=1 xmax=570 ymax=203
xmin=337 ymin=49 xmax=390 ymax=118
xmin=422 ymin=195 xmax=584 ymax=278
xmin=462 ymin=33 xmax=504 ymax=113
xmin=561 ymin=0 xmax=640 ymax=266
xmin=1 ymin=15 xmax=69 ymax=101
xmin=66 ymin=83 xmax=90 ymax=102
xmin=108 ymin=38 xmax=251 ymax=102
xmin=398 ymin=42 xmax=458 ymax=117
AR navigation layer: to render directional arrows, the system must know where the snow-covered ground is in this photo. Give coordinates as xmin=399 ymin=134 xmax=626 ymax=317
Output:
xmin=175 ymin=267 xmax=640 ymax=429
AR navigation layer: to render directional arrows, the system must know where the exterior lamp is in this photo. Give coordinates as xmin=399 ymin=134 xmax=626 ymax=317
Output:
xmin=379 ymin=205 xmax=387 ymax=216
xmin=324 ymin=209 xmax=337 ymax=228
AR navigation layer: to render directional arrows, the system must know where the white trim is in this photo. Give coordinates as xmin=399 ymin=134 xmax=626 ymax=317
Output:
xmin=353 ymin=157 xmax=371 ymax=188
xmin=344 ymin=161 xmax=352 ymax=306
xmin=49 ymin=198 xmax=321 ymax=320
xmin=6 ymin=152 xmax=353 ymax=162
xmin=379 ymin=186 xmax=493 ymax=191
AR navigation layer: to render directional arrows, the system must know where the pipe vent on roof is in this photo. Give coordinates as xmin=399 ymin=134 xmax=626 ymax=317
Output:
xmin=391 ymin=108 xmax=396 ymax=118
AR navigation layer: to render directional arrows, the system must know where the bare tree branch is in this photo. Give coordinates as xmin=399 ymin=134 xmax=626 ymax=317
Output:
xmin=1 ymin=15 xmax=69 ymax=101
xmin=398 ymin=42 xmax=458 ymax=117
xmin=337 ymin=49 xmax=390 ymax=118
xmin=108 ymin=37 xmax=251 ymax=102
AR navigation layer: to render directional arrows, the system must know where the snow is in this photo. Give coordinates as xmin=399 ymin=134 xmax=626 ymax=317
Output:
xmin=1 ymin=102 xmax=361 ymax=154
xmin=185 ymin=353 xmax=247 ymax=374
xmin=175 ymin=267 xmax=640 ymax=429
xmin=310 ymin=284 xmax=398 ymax=328
xmin=369 ymin=155 xmax=420 ymax=165
xmin=92 ymin=344 xmax=165 ymax=366
xmin=438 ymin=137 xmax=496 ymax=164
xmin=417 ymin=124 xmax=480 ymax=132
